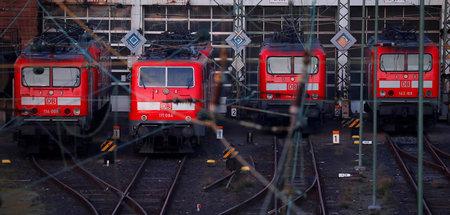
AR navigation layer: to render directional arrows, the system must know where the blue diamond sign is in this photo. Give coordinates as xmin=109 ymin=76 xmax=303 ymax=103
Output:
xmin=121 ymin=28 xmax=147 ymax=54
xmin=226 ymin=28 xmax=251 ymax=53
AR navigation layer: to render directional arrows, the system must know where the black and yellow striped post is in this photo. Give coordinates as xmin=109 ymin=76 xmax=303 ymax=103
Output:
xmin=101 ymin=139 xmax=117 ymax=165
xmin=223 ymin=147 xmax=240 ymax=171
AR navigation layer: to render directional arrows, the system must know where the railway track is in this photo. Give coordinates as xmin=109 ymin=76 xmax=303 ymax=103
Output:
xmin=386 ymin=134 xmax=450 ymax=214
xmin=31 ymin=154 xmax=187 ymax=215
xmin=219 ymin=135 xmax=325 ymax=215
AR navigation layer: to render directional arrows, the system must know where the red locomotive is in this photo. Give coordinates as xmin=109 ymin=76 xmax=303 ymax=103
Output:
xmin=13 ymin=30 xmax=111 ymax=153
xmin=366 ymin=27 xmax=440 ymax=130
xmin=129 ymin=32 xmax=212 ymax=153
xmin=258 ymin=27 xmax=326 ymax=129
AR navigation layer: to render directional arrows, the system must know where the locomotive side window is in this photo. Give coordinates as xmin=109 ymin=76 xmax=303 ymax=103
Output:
xmin=267 ymin=57 xmax=291 ymax=74
xmin=167 ymin=68 xmax=194 ymax=87
xmin=139 ymin=67 xmax=194 ymax=88
xmin=22 ymin=67 xmax=50 ymax=87
xmin=139 ymin=67 xmax=165 ymax=87
xmin=294 ymin=56 xmax=319 ymax=74
xmin=380 ymin=54 xmax=404 ymax=72
xmin=407 ymin=54 xmax=432 ymax=72
xmin=53 ymin=67 xmax=81 ymax=87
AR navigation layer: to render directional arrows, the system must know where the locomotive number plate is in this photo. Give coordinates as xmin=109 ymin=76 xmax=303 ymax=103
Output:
xmin=43 ymin=109 xmax=58 ymax=114
xmin=158 ymin=113 xmax=173 ymax=118
xmin=398 ymin=91 xmax=413 ymax=96
xmin=288 ymin=83 xmax=298 ymax=90
xmin=400 ymin=81 xmax=411 ymax=88
xmin=46 ymin=98 xmax=57 ymax=105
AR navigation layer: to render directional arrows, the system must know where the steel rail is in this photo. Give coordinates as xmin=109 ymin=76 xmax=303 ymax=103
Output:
xmin=159 ymin=155 xmax=187 ymax=215
xmin=424 ymin=136 xmax=450 ymax=158
xmin=268 ymin=137 xmax=326 ymax=215
xmin=390 ymin=136 xmax=450 ymax=180
xmin=70 ymin=157 xmax=147 ymax=215
xmin=112 ymin=156 xmax=149 ymax=215
xmin=423 ymin=137 xmax=450 ymax=179
xmin=385 ymin=136 xmax=433 ymax=215
xmin=218 ymin=136 xmax=278 ymax=215
xmin=31 ymin=156 xmax=99 ymax=215
xmin=202 ymin=171 xmax=236 ymax=191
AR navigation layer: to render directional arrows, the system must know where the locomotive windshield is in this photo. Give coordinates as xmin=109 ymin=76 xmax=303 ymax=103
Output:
xmin=380 ymin=53 xmax=432 ymax=72
xmin=407 ymin=54 xmax=432 ymax=71
xmin=267 ymin=57 xmax=291 ymax=74
xmin=22 ymin=67 xmax=50 ymax=87
xmin=139 ymin=67 xmax=194 ymax=88
xmin=294 ymin=57 xmax=319 ymax=74
xmin=53 ymin=67 xmax=80 ymax=87
xmin=267 ymin=56 xmax=319 ymax=75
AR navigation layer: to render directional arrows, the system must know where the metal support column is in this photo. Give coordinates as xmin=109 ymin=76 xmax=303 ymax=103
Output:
xmin=368 ymin=0 xmax=381 ymax=212
xmin=442 ymin=0 xmax=450 ymax=122
xmin=418 ymin=1 xmax=425 ymax=214
xmin=355 ymin=0 xmax=366 ymax=172
xmin=232 ymin=0 xmax=245 ymax=101
xmin=336 ymin=0 xmax=351 ymax=118
xmin=130 ymin=1 xmax=143 ymax=56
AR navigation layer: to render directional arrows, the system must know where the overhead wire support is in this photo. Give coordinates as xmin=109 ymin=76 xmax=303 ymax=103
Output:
xmin=369 ymin=0 xmax=380 ymax=212
xmin=356 ymin=0 xmax=366 ymax=172
xmin=232 ymin=0 xmax=245 ymax=105
xmin=418 ymin=0 xmax=425 ymax=214
xmin=443 ymin=0 xmax=450 ymax=122
xmin=336 ymin=0 xmax=351 ymax=118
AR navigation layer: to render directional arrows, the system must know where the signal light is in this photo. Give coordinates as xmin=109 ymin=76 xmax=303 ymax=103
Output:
xmin=388 ymin=90 xmax=394 ymax=96
xmin=380 ymin=90 xmax=386 ymax=97
xmin=74 ymin=108 xmax=80 ymax=115
xmin=64 ymin=108 xmax=71 ymax=115
xmin=426 ymin=90 xmax=432 ymax=97
xmin=31 ymin=108 xmax=38 ymax=115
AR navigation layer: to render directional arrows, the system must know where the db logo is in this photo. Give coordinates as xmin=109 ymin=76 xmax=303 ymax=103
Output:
xmin=288 ymin=83 xmax=298 ymax=90
xmin=46 ymin=98 xmax=56 ymax=105
xmin=400 ymin=81 xmax=411 ymax=88
xmin=160 ymin=103 xmax=172 ymax=110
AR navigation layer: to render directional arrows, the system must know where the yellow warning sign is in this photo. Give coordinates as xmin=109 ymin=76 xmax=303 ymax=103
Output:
xmin=101 ymin=140 xmax=116 ymax=152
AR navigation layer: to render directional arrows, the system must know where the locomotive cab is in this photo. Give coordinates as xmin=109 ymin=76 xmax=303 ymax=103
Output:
xmin=129 ymin=32 xmax=212 ymax=153
xmin=258 ymin=40 xmax=326 ymax=129
xmin=13 ymin=32 xmax=111 ymax=154
xmin=366 ymin=27 xmax=440 ymax=131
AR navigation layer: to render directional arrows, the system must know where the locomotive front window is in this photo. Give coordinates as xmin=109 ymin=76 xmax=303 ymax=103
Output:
xmin=52 ymin=67 xmax=81 ymax=87
xmin=267 ymin=57 xmax=291 ymax=74
xmin=139 ymin=67 xmax=165 ymax=87
xmin=167 ymin=68 xmax=194 ymax=87
xmin=139 ymin=67 xmax=194 ymax=88
xmin=22 ymin=67 xmax=50 ymax=87
xmin=294 ymin=57 xmax=319 ymax=74
xmin=407 ymin=54 xmax=432 ymax=72
xmin=380 ymin=54 xmax=405 ymax=72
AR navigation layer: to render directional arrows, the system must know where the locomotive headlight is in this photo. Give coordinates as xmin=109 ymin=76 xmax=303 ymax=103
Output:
xmin=141 ymin=115 xmax=147 ymax=121
xmin=426 ymin=90 xmax=432 ymax=97
xmin=163 ymin=88 xmax=170 ymax=95
xmin=73 ymin=108 xmax=80 ymax=115
xmin=64 ymin=108 xmax=71 ymax=115
xmin=388 ymin=90 xmax=394 ymax=96
xmin=23 ymin=107 xmax=29 ymax=115
xmin=185 ymin=116 xmax=192 ymax=122
xmin=380 ymin=90 xmax=386 ymax=97
xmin=31 ymin=108 xmax=38 ymax=115
xmin=312 ymin=93 xmax=319 ymax=100
xmin=267 ymin=94 xmax=273 ymax=99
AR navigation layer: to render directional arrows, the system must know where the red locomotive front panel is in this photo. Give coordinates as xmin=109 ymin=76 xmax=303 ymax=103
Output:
xmin=259 ymin=46 xmax=326 ymax=101
xmin=370 ymin=46 xmax=439 ymax=99
xmin=129 ymin=61 xmax=203 ymax=123
xmin=14 ymin=57 xmax=88 ymax=118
